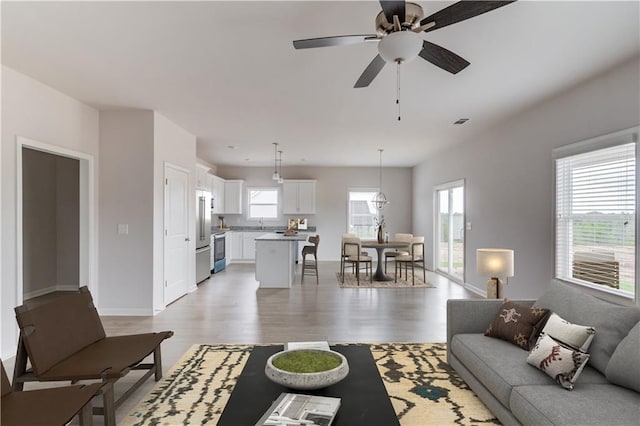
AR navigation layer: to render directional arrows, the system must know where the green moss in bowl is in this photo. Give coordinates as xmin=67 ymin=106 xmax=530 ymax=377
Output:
xmin=272 ymin=350 xmax=342 ymax=373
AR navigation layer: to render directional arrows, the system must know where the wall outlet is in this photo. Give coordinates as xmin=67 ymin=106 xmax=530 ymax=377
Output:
xmin=117 ymin=224 xmax=129 ymax=235
xmin=466 ymin=222 xmax=472 ymax=231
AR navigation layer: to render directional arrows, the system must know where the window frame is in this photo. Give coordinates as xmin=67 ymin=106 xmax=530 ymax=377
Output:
xmin=553 ymin=126 xmax=638 ymax=305
xmin=347 ymin=188 xmax=379 ymax=239
xmin=247 ymin=186 xmax=280 ymax=221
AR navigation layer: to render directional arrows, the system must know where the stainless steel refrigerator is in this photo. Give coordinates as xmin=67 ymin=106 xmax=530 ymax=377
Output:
xmin=195 ymin=189 xmax=212 ymax=283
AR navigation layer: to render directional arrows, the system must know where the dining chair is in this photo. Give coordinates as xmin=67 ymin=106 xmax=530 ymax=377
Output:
xmin=301 ymin=235 xmax=320 ymax=284
xmin=340 ymin=233 xmax=369 ymax=276
xmin=395 ymin=236 xmax=426 ymax=285
xmin=342 ymin=236 xmax=372 ymax=285
xmin=384 ymin=233 xmax=413 ymax=273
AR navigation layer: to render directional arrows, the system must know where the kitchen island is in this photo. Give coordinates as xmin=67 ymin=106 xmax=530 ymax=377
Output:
xmin=255 ymin=233 xmax=309 ymax=288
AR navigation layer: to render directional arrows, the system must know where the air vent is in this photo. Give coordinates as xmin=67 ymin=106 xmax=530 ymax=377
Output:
xmin=453 ymin=118 xmax=469 ymax=125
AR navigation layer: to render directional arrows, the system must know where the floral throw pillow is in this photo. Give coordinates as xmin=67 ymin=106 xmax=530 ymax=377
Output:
xmin=485 ymin=300 xmax=550 ymax=350
xmin=527 ymin=334 xmax=590 ymax=390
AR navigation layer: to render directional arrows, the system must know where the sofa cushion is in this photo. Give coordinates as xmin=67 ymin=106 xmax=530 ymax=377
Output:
xmin=484 ymin=300 xmax=550 ymax=350
xmin=541 ymin=313 xmax=596 ymax=352
xmin=450 ymin=334 xmax=608 ymax=408
xmin=527 ymin=334 xmax=590 ymax=390
xmin=510 ymin=384 xmax=640 ymax=426
xmin=606 ymin=322 xmax=640 ymax=392
xmin=533 ymin=282 xmax=640 ymax=374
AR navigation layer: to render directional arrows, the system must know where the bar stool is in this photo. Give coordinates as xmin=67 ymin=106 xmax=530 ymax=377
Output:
xmin=301 ymin=235 xmax=320 ymax=284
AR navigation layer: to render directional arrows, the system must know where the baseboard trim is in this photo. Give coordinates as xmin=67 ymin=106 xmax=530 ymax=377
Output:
xmin=464 ymin=283 xmax=486 ymax=298
xmin=23 ymin=284 xmax=80 ymax=300
xmin=97 ymin=308 xmax=154 ymax=316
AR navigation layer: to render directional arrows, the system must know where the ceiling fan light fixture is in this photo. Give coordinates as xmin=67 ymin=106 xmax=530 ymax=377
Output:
xmin=378 ymin=30 xmax=422 ymax=64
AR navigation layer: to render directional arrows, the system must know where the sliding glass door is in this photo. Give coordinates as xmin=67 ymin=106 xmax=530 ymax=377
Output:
xmin=436 ymin=181 xmax=465 ymax=282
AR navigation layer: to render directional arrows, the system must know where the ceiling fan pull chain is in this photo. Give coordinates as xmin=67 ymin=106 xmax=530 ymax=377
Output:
xmin=396 ymin=62 xmax=401 ymax=121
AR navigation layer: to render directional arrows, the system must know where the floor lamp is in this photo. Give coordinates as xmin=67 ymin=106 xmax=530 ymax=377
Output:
xmin=476 ymin=248 xmax=514 ymax=299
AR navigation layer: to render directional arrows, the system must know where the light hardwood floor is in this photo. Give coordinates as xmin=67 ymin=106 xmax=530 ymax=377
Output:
xmin=15 ymin=262 xmax=479 ymax=424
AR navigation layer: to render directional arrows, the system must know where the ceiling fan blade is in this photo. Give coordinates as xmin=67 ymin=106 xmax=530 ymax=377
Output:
xmin=420 ymin=1 xmax=516 ymax=33
xmin=354 ymin=55 xmax=386 ymax=88
xmin=293 ymin=35 xmax=378 ymax=49
xmin=379 ymin=0 xmax=405 ymax=24
xmin=418 ymin=41 xmax=470 ymax=74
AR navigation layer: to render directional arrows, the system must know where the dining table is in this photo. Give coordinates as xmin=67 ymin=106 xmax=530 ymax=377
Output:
xmin=361 ymin=240 xmax=410 ymax=281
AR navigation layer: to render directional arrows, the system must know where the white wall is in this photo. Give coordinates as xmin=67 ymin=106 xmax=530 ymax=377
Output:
xmin=1 ymin=66 xmax=99 ymax=359
xmin=99 ymin=110 xmax=155 ymax=314
xmin=216 ymin=166 xmax=412 ymax=261
xmin=153 ymin=112 xmax=197 ymax=311
xmin=413 ymin=56 xmax=640 ymax=303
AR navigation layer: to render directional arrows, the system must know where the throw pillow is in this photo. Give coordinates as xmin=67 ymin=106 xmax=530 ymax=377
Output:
xmin=485 ymin=300 xmax=550 ymax=350
xmin=541 ymin=313 xmax=596 ymax=352
xmin=605 ymin=322 xmax=640 ymax=392
xmin=527 ymin=333 xmax=590 ymax=390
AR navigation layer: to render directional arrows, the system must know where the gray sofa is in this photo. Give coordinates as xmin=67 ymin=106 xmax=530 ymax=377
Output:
xmin=447 ymin=282 xmax=640 ymax=425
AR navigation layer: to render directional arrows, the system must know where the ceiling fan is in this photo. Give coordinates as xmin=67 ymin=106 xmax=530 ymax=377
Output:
xmin=293 ymin=1 xmax=516 ymax=88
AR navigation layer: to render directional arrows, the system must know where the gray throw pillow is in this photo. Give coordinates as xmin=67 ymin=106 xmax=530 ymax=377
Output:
xmin=534 ymin=282 xmax=640 ymax=374
xmin=605 ymin=322 xmax=640 ymax=392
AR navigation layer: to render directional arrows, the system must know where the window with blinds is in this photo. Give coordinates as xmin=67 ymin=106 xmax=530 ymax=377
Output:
xmin=555 ymin=138 xmax=636 ymax=298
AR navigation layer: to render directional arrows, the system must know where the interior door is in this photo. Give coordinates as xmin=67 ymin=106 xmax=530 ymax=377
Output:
xmin=164 ymin=164 xmax=190 ymax=305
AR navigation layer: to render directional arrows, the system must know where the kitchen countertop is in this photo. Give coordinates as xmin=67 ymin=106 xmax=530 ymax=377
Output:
xmin=211 ymin=226 xmax=316 ymax=233
xmin=254 ymin=233 xmax=309 ymax=241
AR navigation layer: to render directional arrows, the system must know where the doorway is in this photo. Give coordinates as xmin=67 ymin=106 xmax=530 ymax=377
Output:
xmin=17 ymin=136 xmax=96 ymax=306
xmin=435 ymin=180 xmax=465 ymax=282
xmin=164 ymin=163 xmax=190 ymax=305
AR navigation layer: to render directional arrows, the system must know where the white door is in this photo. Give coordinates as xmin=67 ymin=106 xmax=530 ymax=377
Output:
xmin=164 ymin=164 xmax=190 ymax=305
xmin=435 ymin=181 xmax=465 ymax=282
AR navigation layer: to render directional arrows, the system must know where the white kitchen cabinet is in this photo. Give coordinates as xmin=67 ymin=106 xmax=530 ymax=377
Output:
xmin=229 ymin=232 xmax=243 ymax=261
xmin=210 ymin=174 xmax=225 ymax=214
xmin=224 ymin=180 xmax=244 ymax=214
xmin=242 ymin=233 xmax=257 ymax=260
xmin=283 ymin=180 xmax=316 ymax=214
xmin=196 ymin=164 xmax=210 ymax=190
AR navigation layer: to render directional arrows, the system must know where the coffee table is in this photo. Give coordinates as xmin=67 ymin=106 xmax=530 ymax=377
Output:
xmin=217 ymin=344 xmax=399 ymax=425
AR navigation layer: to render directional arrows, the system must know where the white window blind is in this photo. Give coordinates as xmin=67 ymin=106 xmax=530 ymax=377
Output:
xmin=555 ymin=141 xmax=636 ymax=297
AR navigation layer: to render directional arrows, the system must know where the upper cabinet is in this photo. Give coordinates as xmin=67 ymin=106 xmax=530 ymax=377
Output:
xmin=210 ymin=174 xmax=225 ymax=214
xmin=196 ymin=164 xmax=210 ymax=190
xmin=283 ymin=180 xmax=316 ymax=214
xmin=224 ymin=180 xmax=244 ymax=214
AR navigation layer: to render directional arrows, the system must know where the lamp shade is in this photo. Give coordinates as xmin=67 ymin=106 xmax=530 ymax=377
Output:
xmin=476 ymin=249 xmax=514 ymax=278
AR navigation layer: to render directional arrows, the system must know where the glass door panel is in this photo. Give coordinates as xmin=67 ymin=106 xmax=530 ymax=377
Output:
xmin=436 ymin=182 xmax=465 ymax=282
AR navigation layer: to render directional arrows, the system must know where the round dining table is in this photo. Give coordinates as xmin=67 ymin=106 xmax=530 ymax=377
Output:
xmin=361 ymin=240 xmax=410 ymax=281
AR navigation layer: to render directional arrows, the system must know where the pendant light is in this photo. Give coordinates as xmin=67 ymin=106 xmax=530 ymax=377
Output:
xmin=277 ymin=150 xmax=284 ymax=184
xmin=373 ymin=149 xmax=389 ymax=210
xmin=272 ymin=142 xmax=280 ymax=181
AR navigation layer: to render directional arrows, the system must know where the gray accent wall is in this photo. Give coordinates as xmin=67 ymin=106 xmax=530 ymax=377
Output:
xmin=413 ymin=56 xmax=640 ymax=303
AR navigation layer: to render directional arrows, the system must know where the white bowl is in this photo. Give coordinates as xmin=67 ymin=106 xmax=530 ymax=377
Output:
xmin=265 ymin=349 xmax=349 ymax=390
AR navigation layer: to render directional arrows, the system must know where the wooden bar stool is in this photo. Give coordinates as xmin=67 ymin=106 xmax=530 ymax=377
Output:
xmin=301 ymin=235 xmax=320 ymax=284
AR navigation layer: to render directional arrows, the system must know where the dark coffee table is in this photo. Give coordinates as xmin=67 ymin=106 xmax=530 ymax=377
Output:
xmin=218 ymin=344 xmax=399 ymax=425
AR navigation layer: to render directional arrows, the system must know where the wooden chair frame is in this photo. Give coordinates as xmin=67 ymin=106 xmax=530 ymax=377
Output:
xmin=395 ymin=241 xmax=426 ymax=285
xmin=12 ymin=287 xmax=173 ymax=426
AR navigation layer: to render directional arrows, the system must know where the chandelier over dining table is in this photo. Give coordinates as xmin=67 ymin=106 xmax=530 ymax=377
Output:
xmin=373 ymin=148 xmax=389 ymax=210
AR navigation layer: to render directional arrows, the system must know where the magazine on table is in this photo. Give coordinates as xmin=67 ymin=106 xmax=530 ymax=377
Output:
xmin=255 ymin=392 xmax=341 ymax=426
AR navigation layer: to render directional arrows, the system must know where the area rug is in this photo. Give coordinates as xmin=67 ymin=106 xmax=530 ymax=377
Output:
xmin=122 ymin=343 xmax=498 ymax=425
xmin=337 ymin=271 xmax=434 ymax=288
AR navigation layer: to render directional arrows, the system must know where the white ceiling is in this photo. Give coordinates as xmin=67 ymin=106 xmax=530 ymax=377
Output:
xmin=2 ymin=1 xmax=639 ymax=167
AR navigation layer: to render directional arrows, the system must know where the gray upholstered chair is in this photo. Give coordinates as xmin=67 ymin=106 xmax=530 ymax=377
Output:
xmin=384 ymin=233 xmax=413 ymax=273
xmin=395 ymin=236 xmax=425 ymax=285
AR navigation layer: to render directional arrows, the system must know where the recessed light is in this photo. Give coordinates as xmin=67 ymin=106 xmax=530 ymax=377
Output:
xmin=453 ymin=118 xmax=470 ymax=125
xmin=227 ymin=145 xmax=237 ymax=150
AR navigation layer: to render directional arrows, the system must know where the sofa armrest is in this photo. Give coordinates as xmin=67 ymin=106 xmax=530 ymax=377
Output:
xmin=446 ymin=299 xmax=535 ymax=361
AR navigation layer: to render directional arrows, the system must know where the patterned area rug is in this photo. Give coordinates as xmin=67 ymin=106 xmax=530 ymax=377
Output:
xmin=337 ymin=271 xmax=434 ymax=288
xmin=123 ymin=343 xmax=497 ymax=425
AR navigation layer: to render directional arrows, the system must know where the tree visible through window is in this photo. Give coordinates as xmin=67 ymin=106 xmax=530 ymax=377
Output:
xmin=555 ymin=135 xmax=636 ymax=298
